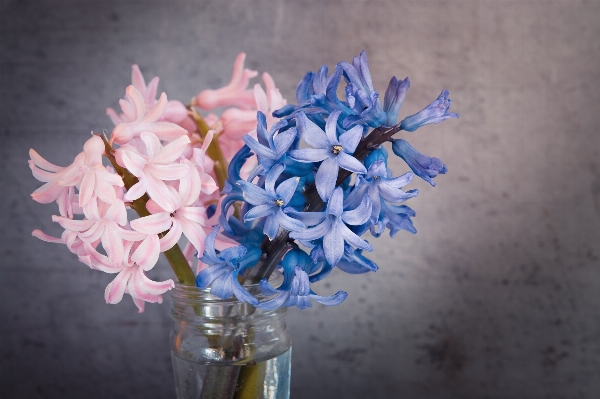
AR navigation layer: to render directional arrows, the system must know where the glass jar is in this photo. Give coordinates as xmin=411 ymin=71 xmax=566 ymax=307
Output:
xmin=170 ymin=277 xmax=291 ymax=399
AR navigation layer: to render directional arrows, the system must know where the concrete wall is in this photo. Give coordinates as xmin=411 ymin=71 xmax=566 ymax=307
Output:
xmin=1 ymin=1 xmax=599 ymax=398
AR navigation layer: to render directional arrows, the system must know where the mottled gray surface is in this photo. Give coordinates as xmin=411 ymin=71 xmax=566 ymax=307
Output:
xmin=1 ymin=0 xmax=600 ymax=398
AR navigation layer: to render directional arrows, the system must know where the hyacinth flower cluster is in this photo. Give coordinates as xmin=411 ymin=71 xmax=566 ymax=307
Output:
xmin=29 ymin=51 xmax=457 ymax=313
xmin=198 ymin=51 xmax=458 ymax=309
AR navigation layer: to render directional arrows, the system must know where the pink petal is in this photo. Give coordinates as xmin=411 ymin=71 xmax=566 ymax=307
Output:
xmin=29 ymin=149 xmax=64 ymax=172
xmin=52 ymin=216 xmax=95 ymax=232
xmin=178 ymin=218 xmax=206 ymax=254
xmin=106 ymin=107 xmax=124 ymax=125
xmin=31 ymin=181 xmax=65 ymax=204
xmin=102 ymin=224 xmax=125 ymax=266
xmin=119 ymin=98 xmax=136 ymax=122
xmin=145 ymin=199 xmax=165 ymax=214
xmin=124 ymin=180 xmax=147 ymax=202
xmin=118 ymin=147 xmax=147 ymax=177
xmin=131 ymin=234 xmax=160 ymax=271
xmin=130 ymin=212 xmax=172 ymax=235
xmin=143 ymin=174 xmax=178 ymax=212
xmin=28 ymin=160 xmax=55 ymax=182
xmin=136 ymin=122 xmax=188 ymax=142
xmin=105 ymin=268 xmax=134 ymax=304
xmin=254 ymin=84 xmax=269 ymax=113
xmin=32 ymin=229 xmax=63 ymax=243
xmin=94 ymin=176 xmax=117 ymax=206
xmin=178 ymin=160 xmax=201 ymax=206
xmin=132 ymin=297 xmax=146 ymax=313
xmin=78 ymin=221 xmax=105 ymax=242
xmin=131 ymin=65 xmax=146 ymax=94
xmin=56 ymin=187 xmax=73 ymax=218
xmin=159 ymin=220 xmax=182 ymax=252
xmin=177 ymin=206 xmax=206 ymax=224
xmin=126 ymin=85 xmax=145 ymax=121
xmin=162 ymin=100 xmax=188 ymax=124
xmin=130 ymin=266 xmax=174 ymax=297
xmin=79 ymin=172 xmax=95 ymax=208
xmin=104 ymin=200 xmax=127 ymax=225
xmin=82 ymin=196 xmax=101 ymax=220
xmin=146 ymin=77 xmax=159 ymax=105
xmin=116 ymin=226 xmax=147 ymax=242
xmin=140 ymin=132 xmax=162 ymax=161
xmin=152 ymin=134 xmax=191 ymax=165
xmin=143 ymin=92 xmax=168 ymax=123
xmin=146 ymin=163 xmax=189 ymax=181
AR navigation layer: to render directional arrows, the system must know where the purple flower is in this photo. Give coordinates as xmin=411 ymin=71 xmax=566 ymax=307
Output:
xmin=392 ymin=139 xmax=447 ymax=187
xmin=242 ymin=111 xmax=297 ymax=173
xmin=345 ymin=160 xmax=418 ymax=223
xmin=290 ymin=187 xmax=373 ymax=266
xmin=383 ymin=76 xmax=410 ymax=126
xmin=237 ymin=164 xmax=306 ymax=239
xmin=399 ymin=90 xmax=458 ymax=132
xmin=196 ymin=227 xmax=260 ymax=305
xmin=289 ymin=110 xmax=366 ymax=200
xmin=258 ymin=266 xmax=347 ymax=310
xmin=339 ymin=51 xmax=387 ymax=129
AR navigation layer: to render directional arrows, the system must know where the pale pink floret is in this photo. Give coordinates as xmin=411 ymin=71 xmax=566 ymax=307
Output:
xmin=30 ymin=136 xmax=125 ymax=213
xmin=130 ymin=162 xmax=208 ymax=255
xmin=79 ymin=136 xmax=124 ymax=208
xmin=194 ymin=53 xmax=258 ymax=110
xmin=110 ymin=85 xmax=187 ymax=145
xmin=53 ymin=196 xmax=146 ymax=267
xmin=116 ymin=132 xmax=191 ymax=212
xmin=107 ymin=65 xmax=188 ymax=126
xmin=190 ymin=131 xmax=218 ymax=196
xmin=82 ymin=240 xmax=173 ymax=313
xmin=32 ymin=229 xmax=91 ymax=258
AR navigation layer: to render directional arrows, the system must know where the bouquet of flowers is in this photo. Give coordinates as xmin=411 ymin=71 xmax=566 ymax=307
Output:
xmin=28 ymin=51 xmax=457 ymax=397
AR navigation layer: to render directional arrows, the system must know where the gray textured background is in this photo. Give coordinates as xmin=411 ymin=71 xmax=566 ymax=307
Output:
xmin=2 ymin=1 xmax=600 ymax=398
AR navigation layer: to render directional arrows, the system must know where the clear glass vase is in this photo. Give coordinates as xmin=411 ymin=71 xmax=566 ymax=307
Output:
xmin=170 ymin=278 xmax=292 ymax=399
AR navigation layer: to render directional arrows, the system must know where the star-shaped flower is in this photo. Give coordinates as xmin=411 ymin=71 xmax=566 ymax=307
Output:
xmin=237 ymin=164 xmax=306 ymax=240
xmin=290 ymin=187 xmax=373 ymax=266
xmin=289 ymin=110 xmax=366 ymax=200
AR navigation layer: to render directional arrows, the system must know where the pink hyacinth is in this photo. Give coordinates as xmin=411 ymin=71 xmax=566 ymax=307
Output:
xmin=110 ymin=86 xmax=187 ymax=145
xmin=116 ymin=132 xmax=191 ymax=212
xmin=194 ymin=53 xmax=258 ymax=110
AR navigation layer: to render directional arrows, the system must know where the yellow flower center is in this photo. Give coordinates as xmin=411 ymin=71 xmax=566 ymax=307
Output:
xmin=275 ymin=199 xmax=285 ymax=207
xmin=332 ymin=145 xmax=343 ymax=155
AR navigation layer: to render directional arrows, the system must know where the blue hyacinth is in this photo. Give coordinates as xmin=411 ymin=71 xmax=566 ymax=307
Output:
xmin=205 ymin=51 xmax=457 ymax=309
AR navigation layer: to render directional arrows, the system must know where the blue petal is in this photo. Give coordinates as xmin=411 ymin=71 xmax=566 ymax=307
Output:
xmin=220 ymin=246 xmax=247 ymax=265
xmin=323 ymin=218 xmax=344 ymax=266
xmin=210 ymin=270 xmax=235 ymax=299
xmin=276 ymin=209 xmax=306 ymax=233
xmin=284 ymin=209 xmax=326 ymax=226
xmin=310 ymin=290 xmax=348 ymax=306
xmin=326 ymin=187 xmax=344 ymax=217
xmin=336 ymin=152 xmax=367 ymax=174
xmin=290 ymin=218 xmax=331 ymax=241
xmin=273 ymin=128 xmax=297 ymax=157
xmin=296 ymin=111 xmax=330 ymax=149
xmin=338 ymin=125 xmax=363 ymax=153
xmin=315 ymin=157 xmax=339 ymax=200
xmin=399 ymin=90 xmax=458 ymax=132
xmin=264 ymin=164 xmax=285 ymax=196
xmin=244 ymin=204 xmax=278 ymax=221
xmin=276 ymin=177 xmax=300 ymax=204
xmin=342 ymin=195 xmax=372 ymax=225
xmin=196 ymin=265 xmax=228 ymax=289
xmin=325 ymin=110 xmax=341 ymax=145
xmin=340 ymin=222 xmax=373 ymax=252
xmin=238 ymin=180 xmax=275 ymax=205
xmin=231 ymin=278 xmax=259 ymax=305
xmin=289 ymin=148 xmax=331 ymax=163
